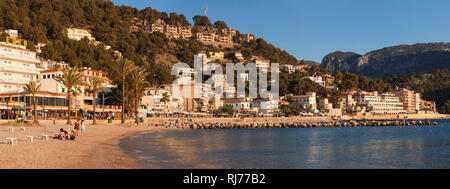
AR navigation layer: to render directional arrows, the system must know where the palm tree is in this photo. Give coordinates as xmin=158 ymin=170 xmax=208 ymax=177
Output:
xmin=54 ymin=67 xmax=85 ymax=125
xmin=129 ymin=67 xmax=149 ymax=125
xmin=160 ymin=92 xmax=170 ymax=117
xmin=88 ymin=77 xmax=105 ymax=125
xmin=72 ymin=86 xmax=81 ymax=121
xmin=110 ymin=58 xmax=136 ymax=124
xmin=23 ymin=81 xmax=41 ymax=125
xmin=194 ymin=98 xmax=202 ymax=112
xmin=208 ymin=99 xmax=214 ymax=113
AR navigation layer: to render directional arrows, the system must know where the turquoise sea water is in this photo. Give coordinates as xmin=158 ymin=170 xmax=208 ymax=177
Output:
xmin=119 ymin=119 xmax=450 ymax=169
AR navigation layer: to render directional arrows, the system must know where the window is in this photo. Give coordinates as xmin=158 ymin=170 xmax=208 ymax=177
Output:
xmin=43 ymin=75 xmax=46 ymax=79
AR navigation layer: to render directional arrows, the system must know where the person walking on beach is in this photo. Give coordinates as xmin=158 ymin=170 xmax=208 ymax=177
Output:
xmin=81 ymin=119 xmax=85 ymax=136
xmin=74 ymin=120 xmax=80 ymax=136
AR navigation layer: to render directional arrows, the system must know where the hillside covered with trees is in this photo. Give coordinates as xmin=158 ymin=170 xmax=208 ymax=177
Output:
xmin=0 ymin=0 xmax=301 ymax=87
xmin=384 ymin=69 xmax=450 ymax=113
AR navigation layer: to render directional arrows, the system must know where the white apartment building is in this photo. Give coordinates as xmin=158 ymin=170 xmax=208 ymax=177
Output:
xmin=281 ymin=64 xmax=296 ymax=73
xmin=196 ymin=33 xmax=216 ymax=43
xmin=303 ymin=76 xmax=326 ymax=87
xmin=251 ymin=99 xmax=279 ymax=114
xmin=38 ymin=67 xmax=114 ymax=110
xmin=179 ymin=26 xmax=193 ymax=39
xmin=38 ymin=69 xmax=65 ymax=94
xmin=4 ymin=29 xmax=19 ymax=39
xmin=174 ymin=67 xmax=196 ymax=77
xmin=66 ymin=28 xmax=96 ymax=41
xmin=0 ymin=41 xmax=40 ymax=93
xmin=241 ymin=34 xmax=254 ymax=42
xmin=291 ymin=92 xmax=317 ymax=111
xmin=319 ymin=98 xmax=333 ymax=110
xmin=352 ymin=91 xmax=406 ymax=115
xmin=255 ymin=59 xmax=270 ymax=69
xmin=37 ymin=59 xmax=69 ymax=71
xmin=393 ymin=88 xmax=421 ymax=113
xmin=164 ymin=25 xmax=180 ymax=39
xmin=221 ymin=28 xmax=237 ymax=36
xmin=218 ymin=35 xmax=232 ymax=43
xmin=224 ymin=98 xmax=251 ymax=112
xmin=141 ymin=88 xmax=181 ymax=115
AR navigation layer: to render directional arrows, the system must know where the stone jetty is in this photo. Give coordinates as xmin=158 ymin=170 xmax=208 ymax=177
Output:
xmin=158 ymin=119 xmax=438 ymax=130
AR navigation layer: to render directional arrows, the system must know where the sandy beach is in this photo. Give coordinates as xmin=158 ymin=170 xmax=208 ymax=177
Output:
xmin=0 ymin=119 xmax=167 ymax=169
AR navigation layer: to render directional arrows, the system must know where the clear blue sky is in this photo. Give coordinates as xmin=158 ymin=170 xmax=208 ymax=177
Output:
xmin=111 ymin=0 xmax=450 ymax=62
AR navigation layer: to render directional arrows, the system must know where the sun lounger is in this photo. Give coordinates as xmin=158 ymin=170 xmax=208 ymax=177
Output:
xmin=24 ymin=136 xmax=33 ymax=142
xmin=6 ymin=137 xmax=17 ymax=145
xmin=40 ymin=134 xmax=49 ymax=140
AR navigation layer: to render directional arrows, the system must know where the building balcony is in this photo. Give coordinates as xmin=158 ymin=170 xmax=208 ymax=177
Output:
xmin=0 ymin=65 xmax=39 ymax=75
xmin=0 ymin=54 xmax=39 ymax=64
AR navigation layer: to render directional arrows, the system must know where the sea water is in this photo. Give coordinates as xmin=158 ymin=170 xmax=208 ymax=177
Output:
xmin=119 ymin=119 xmax=450 ymax=168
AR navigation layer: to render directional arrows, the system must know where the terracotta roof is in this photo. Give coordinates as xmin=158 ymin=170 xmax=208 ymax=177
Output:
xmin=80 ymin=68 xmax=109 ymax=75
xmin=224 ymin=98 xmax=248 ymax=103
xmin=291 ymin=95 xmax=309 ymax=98
xmin=40 ymin=68 xmax=62 ymax=73
xmin=279 ymin=100 xmax=290 ymax=105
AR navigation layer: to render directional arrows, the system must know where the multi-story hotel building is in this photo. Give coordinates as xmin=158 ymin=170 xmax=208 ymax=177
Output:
xmin=77 ymin=67 xmax=114 ymax=111
xmin=0 ymin=40 xmax=66 ymax=118
xmin=352 ymin=91 xmax=406 ymax=115
xmin=0 ymin=41 xmax=40 ymax=93
xmin=218 ymin=35 xmax=232 ymax=43
xmin=196 ymin=33 xmax=216 ymax=43
xmin=393 ymin=88 xmax=421 ymax=113
xmin=221 ymin=28 xmax=237 ymax=36
xmin=241 ymin=34 xmax=255 ymax=42
xmin=179 ymin=26 xmax=193 ymax=39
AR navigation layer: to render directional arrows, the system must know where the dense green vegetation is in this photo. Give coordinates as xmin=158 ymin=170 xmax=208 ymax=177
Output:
xmin=0 ymin=0 xmax=301 ymax=86
xmin=384 ymin=69 xmax=450 ymax=113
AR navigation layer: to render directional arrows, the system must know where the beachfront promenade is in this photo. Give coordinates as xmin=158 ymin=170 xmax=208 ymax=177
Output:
xmin=0 ymin=113 xmax=448 ymax=169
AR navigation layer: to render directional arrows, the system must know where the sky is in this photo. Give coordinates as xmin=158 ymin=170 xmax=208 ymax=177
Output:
xmin=111 ymin=0 xmax=450 ymax=62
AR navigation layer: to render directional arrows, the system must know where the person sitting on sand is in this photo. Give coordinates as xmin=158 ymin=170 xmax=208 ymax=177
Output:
xmin=57 ymin=128 xmax=70 ymax=140
xmin=58 ymin=128 xmax=65 ymax=140
xmin=69 ymin=130 xmax=76 ymax=140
